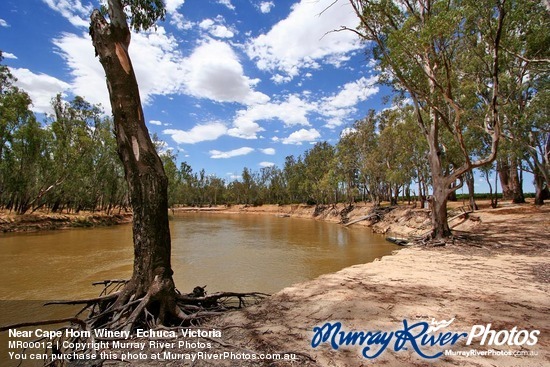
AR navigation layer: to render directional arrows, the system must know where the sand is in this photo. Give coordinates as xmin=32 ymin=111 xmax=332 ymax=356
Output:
xmin=197 ymin=203 xmax=549 ymax=367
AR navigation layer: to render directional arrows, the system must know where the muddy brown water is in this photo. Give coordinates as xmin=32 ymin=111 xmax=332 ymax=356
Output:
xmin=0 ymin=213 xmax=398 ymax=365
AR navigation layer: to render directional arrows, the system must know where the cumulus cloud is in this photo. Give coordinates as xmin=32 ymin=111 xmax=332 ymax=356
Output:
xmin=259 ymin=161 xmax=275 ymax=167
xmin=53 ymin=32 xmax=109 ymax=107
xmin=199 ymin=17 xmax=235 ymax=38
xmin=54 ymin=29 xmax=190 ymax=108
xmin=258 ymin=1 xmax=274 ymax=14
xmin=170 ymin=12 xmax=193 ymax=30
xmin=228 ymin=75 xmax=378 ymax=138
xmin=246 ymin=0 xmax=361 ymax=80
xmin=231 ymin=94 xmax=313 ymax=139
xmin=183 ymin=38 xmax=269 ymax=105
xmin=278 ymin=128 xmax=320 ymax=145
xmin=9 ymin=68 xmax=71 ymax=114
xmin=321 ymin=76 xmax=379 ymax=128
xmin=227 ymin=118 xmax=264 ymax=140
xmin=163 ymin=122 xmax=227 ymax=144
xmin=165 ymin=0 xmax=186 ymax=13
xmin=0 ymin=18 xmax=9 ymax=27
xmin=260 ymin=148 xmax=275 ymax=155
xmin=271 ymin=73 xmax=292 ymax=84
xmin=149 ymin=120 xmax=163 ymax=126
xmin=210 ymin=147 xmax=254 ymax=159
xmin=53 ymin=28 xmax=267 ymax=109
xmin=228 ymin=94 xmax=314 ymax=139
xmin=41 ymin=0 xmax=92 ymax=28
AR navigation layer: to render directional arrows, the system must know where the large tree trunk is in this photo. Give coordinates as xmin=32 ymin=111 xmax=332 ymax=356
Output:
xmin=425 ymin=110 xmax=452 ymax=239
xmin=533 ymin=168 xmax=548 ymax=205
xmin=465 ymin=171 xmax=478 ymax=210
xmin=429 ymin=169 xmax=452 ymax=239
xmin=89 ymin=1 xmax=181 ymax=328
xmin=498 ymin=157 xmax=525 ymax=203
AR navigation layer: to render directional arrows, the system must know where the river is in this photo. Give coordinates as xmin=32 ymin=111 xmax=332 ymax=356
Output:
xmin=0 ymin=213 xmax=398 ymax=363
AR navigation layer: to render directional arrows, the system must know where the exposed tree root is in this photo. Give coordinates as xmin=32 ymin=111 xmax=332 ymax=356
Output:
xmin=1 ymin=279 xmax=268 ymax=366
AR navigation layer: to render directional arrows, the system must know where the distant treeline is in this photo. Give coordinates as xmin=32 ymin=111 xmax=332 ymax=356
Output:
xmin=1 ymin=53 xmax=546 ymax=214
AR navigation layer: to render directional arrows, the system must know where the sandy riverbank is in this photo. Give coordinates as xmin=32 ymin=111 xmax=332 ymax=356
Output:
xmin=4 ymin=202 xmax=548 ymax=366
xmin=165 ymin=203 xmax=548 ymax=367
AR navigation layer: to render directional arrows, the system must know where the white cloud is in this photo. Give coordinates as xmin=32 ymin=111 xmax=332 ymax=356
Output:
xmin=258 ymin=2 xmax=274 ymax=14
xmin=271 ymin=73 xmax=292 ymax=84
xmin=199 ymin=17 xmax=235 ymax=38
xmin=227 ymin=172 xmax=241 ymax=180
xmin=54 ymin=29 xmax=189 ymax=108
xmin=9 ymin=68 xmax=71 ymax=114
xmin=227 ymin=118 xmax=264 ymax=140
xmin=41 ymin=0 xmax=92 ymax=28
xmin=183 ymin=38 xmax=268 ymax=104
xmin=0 ymin=18 xmax=9 ymax=27
xmin=340 ymin=127 xmax=356 ymax=138
xmin=2 ymin=52 xmax=17 ymax=59
xmin=54 ymin=27 xmax=266 ymax=110
xmin=259 ymin=161 xmax=275 ymax=167
xmin=260 ymin=148 xmax=275 ymax=155
xmin=199 ymin=18 xmax=215 ymax=29
xmin=170 ymin=12 xmax=193 ymax=30
xmin=325 ymin=76 xmax=378 ymax=109
xmin=163 ymin=122 xmax=227 ymax=144
xmin=228 ymin=94 xmax=314 ymax=139
xmin=279 ymin=128 xmax=320 ymax=145
xmin=246 ymin=0 xmax=361 ymax=80
xmin=231 ymin=94 xmax=313 ymax=137
xmin=217 ymin=0 xmax=235 ymax=11
xmin=228 ymin=76 xmax=377 ymax=138
xmin=53 ymin=32 xmax=109 ymax=108
xmin=321 ymin=76 xmax=379 ymax=128
xmin=165 ymin=0 xmax=186 ymax=13
xmin=210 ymin=147 xmax=254 ymax=159
xmin=149 ymin=120 xmax=163 ymax=126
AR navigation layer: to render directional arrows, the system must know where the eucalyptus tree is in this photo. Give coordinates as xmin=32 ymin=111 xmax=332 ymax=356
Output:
xmin=258 ymin=165 xmax=286 ymax=204
xmin=205 ymin=176 xmax=226 ymax=206
xmin=2 ymin=112 xmax=50 ymax=214
xmin=0 ymin=54 xmax=34 ymax=165
xmin=336 ymin=128 xmax=361 ymax=204
xmin=496 ymin=1 xmax=549 ymax=204
xmin=302 ymin=142 xmax=337 ymax=205
xmin=347 ymin=0 xmax=506 ymax=238
xmin=283 ymin=155 xmax=307 ymax=203
xmin=352 ymin=111 xmax=386 ymax=206
xmin=377 ymin=106 xmax=424 ymax=205
xmin=0 ymin=54 xmax=37 ymax=209
xmin=159 ymin=149 xmax=180 ymax=210
xmin=48 ymin=95 xmax=108 ymax=211
xmin=89 ymin=0 xmax=184 ymax=328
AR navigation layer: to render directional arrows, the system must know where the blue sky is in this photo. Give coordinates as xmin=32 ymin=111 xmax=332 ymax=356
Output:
xmin=0 ymin=0 xmax=531 ymax=193
xmin=1 ymin=0 xmax=389 ymax=181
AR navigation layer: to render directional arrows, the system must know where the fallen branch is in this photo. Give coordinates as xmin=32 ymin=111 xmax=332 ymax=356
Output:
xmin=44 ymin=292 xmax=119 ymax=306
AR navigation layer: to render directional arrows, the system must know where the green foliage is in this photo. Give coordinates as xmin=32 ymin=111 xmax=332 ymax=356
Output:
xmin=0 ymin=60 xmax=127 ymax=214
xmin=122 ymin=0 xmax=166 ymax=31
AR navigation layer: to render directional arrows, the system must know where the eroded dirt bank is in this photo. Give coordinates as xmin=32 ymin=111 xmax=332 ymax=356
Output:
xmin=0 ymin=211 xmax=132 ymax=233
xmin=5 ymin=203 xmax=548 ymax=366
xmin=177 ymin=203 xmax=548 ymax=367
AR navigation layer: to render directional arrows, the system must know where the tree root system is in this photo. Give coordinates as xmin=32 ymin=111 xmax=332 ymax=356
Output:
xmin=1 ymin=280 xmax=268 ymax=366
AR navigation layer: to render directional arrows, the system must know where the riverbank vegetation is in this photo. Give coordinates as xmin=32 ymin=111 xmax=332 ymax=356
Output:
xmin=1 ymin=63 xmax=547 ymax=217
xmin=0 ymin=2 xmax=548 ymax=363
